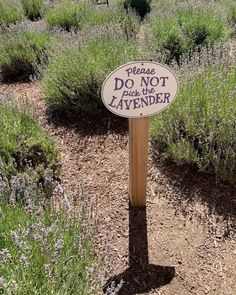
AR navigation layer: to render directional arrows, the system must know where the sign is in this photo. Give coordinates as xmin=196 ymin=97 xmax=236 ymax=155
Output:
xmin=101 ymin=61 xmax=178 ymax=207
xmin=101 ymin=61 xmax=178 ymax=119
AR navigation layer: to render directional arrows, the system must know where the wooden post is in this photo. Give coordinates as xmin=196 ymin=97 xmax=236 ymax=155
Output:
xmin=129 ymin=117 xmax=149 ymax=207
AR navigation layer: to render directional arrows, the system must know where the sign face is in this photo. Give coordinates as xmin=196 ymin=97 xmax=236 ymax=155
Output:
xmin=101 ymin=61 xmax=178 ymax=118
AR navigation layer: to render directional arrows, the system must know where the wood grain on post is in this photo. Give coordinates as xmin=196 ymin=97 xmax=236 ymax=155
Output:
xmin=129 ymin=117 xmax=149 ymax=207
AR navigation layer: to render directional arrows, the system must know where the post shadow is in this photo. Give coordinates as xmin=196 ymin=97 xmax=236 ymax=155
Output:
xmin=103 ymin=204 xmax=175 ymax=294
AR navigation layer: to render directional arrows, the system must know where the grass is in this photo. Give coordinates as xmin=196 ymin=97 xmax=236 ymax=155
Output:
xmin=0 ymin=201 xmax=95 ymax=294
xmin=151 ymin=62 xmax=236 ymax=184
xmin=21 ymin=0 xmax=44 ymax=20
xmin=0 ymin=0 xmax=25 ymax=26
xmin=0 ymin=104 xmax=59 ymax=181
xmin=147 ymin=8 xmax=231 ymax=63
xmin=43 ymin=36 xmax=142 ymax=113
xmin=0 ymin=31 xmax=53 ymax=81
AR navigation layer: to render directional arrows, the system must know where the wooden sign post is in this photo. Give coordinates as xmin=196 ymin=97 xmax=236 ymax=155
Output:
xmin=101 ymin=61 xmax=178 ymax=207
xmin=129 ymin=117 xmax=149 ymax=207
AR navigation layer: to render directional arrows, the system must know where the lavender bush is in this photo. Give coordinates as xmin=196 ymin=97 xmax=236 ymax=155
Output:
xmin=0 ymin=198 xmax=97 ymax=294
xmin=45 ymin=1 xmax=92 ymax=31
xmin=21 ymin=0 xmax=44 ymax=20
xmin=145 ymin=1 xmax=232 ymax=63
xmin=0 ymin=97 xmax=100 ymax=294
xmin=151 ymin=46 xmax=236 ymax=184
xmin=0 ymin=0 xmax=25 ymax=26
xmin=0 ymin=30 xmax=54 ymax=81
xmin=45 ymin=0 xmax=140 ymax=38
xmin=0 ymin=102 xmax=60 ymax=203
xmin=43 ymin=34 xmax=144 ymax=113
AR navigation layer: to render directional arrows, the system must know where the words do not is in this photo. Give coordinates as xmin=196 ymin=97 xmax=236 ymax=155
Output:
xmin=114 ymin=76 xmax=169 ymax=91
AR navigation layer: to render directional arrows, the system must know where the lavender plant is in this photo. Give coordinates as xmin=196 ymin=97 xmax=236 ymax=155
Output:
xmin=145 ymin=4 xmax=231 ymax=63
xmin=228 ymin=4 xmax=236 ymax=30
xmin=0 ymin=0 xmax=25 ymax=26
xmin=151 ymin=48 xmax=236 ymax=184
xmin=0 ymin=201 xmax=96 ymax=294
xmin=0 ymin=103 xmax=60 ymax=203
xmin=45 ymin=1 xmax=93 ymax=31
xmin=21 ymin=0 xmax=44 ymax=20
xmin=0 ymin=94 xmax=101 ymax=292
xmin=45 ymin=0 xmax=140 ymax=37
xmin=43 ymin=35 xmax=143 ymax=113
xmin=0 ymin=31 xmax=54 ymax=81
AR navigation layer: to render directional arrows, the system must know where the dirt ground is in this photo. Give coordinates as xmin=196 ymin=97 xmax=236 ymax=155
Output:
xmin=0 ymin=82 xmax=236 ymax=295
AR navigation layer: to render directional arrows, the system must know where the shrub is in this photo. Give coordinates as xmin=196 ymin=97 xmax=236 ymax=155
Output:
xmin=0 ymin=0 xmax=25 ymax=26
xmin=151 ymin=64 xmax=236 ymax=184
xmin=84 ymin=7 xmax=140 ymax=39
xmin=148 ymin=9 xmax=231 ymax=63
xmin=0 ymin=202 xmax=94 ymax=294
xmin=177 ymin=9 xmax=230 ymax=47
xmin=21 ymin=0 xmax=44 ymax=21
xmin=43 ymin=37 xmax=141 ymax=113
xmin=0 ymin=31 xmax=53 ymax=81
xmin=45 ymin=1 xmax=140 ymax=37
xmin=0 ymin=104 xmax=59 ymax=181
xmin=148 ymin=17 xmax=187 ymax=63
xmin=228 ymin=5 xmax=236 ymax=28
xmin=45 ymin=1 xmax=92 ymax=31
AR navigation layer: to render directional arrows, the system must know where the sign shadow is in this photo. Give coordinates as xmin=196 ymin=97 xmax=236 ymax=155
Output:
xmin=103 ymin=205 xmax=175 ymax=294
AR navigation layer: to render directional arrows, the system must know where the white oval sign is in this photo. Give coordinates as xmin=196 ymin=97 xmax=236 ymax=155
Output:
xmin=101 ymin=61 xmax=178 ymax=118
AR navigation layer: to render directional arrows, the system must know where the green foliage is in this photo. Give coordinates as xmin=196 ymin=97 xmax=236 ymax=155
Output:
xmin=43 ymin=37 xmax=141 ymax=113
xmin=45 ymin=1 xmax=92 ymax=31
xmin=150 ymin=17 xmax=187 ymax=63
xmin=124 ymin=0 xmax=150 ymax=19
xmin=0 ymin=203 xmax=93 ymax=294
xmin=45 ymin=0 xmax=140 ymax=36
xmin=0 ymin=0 xmax=25 ymax=26
xmin=85 ymin=7 xmax=140 ymax=39
xmin=149 ymin=9 xmax=231 ymax=63
xmin=151 ymin=64 xmax=236 ymax=183
xmin=228 ymin=5 xmax=236 ymax=26
xmin=177 ymin=9 xmax=229 ymax=46
xmin=0 ymin=105 xmax=59 ymax=179
xmin=0 ymin=31 xmax=53 ymax=81
xmin=21 ymin=0 xmax=44 ymax=20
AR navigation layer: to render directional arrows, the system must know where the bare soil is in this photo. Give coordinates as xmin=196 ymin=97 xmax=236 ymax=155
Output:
xmin=0 ymin=81 xmax=236 ymax=295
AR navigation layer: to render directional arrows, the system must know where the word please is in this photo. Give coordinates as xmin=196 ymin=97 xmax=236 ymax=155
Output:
xmin=125 ymin=66 xmax=156 ymax=77
xmin=108 ymin=93 xmax=170 ymax=110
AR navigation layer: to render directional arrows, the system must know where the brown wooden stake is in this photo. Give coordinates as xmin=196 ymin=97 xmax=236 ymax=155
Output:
xmin=129 ymin=117 xmax=149 ymax=207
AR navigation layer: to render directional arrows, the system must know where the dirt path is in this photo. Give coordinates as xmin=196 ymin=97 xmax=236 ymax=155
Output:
xmin=1 ymin=82 xmax=236 ymax=295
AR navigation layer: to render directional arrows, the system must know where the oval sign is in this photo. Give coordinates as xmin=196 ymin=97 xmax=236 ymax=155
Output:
xmin=101 ymin=61 xmax=178 ymax=118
